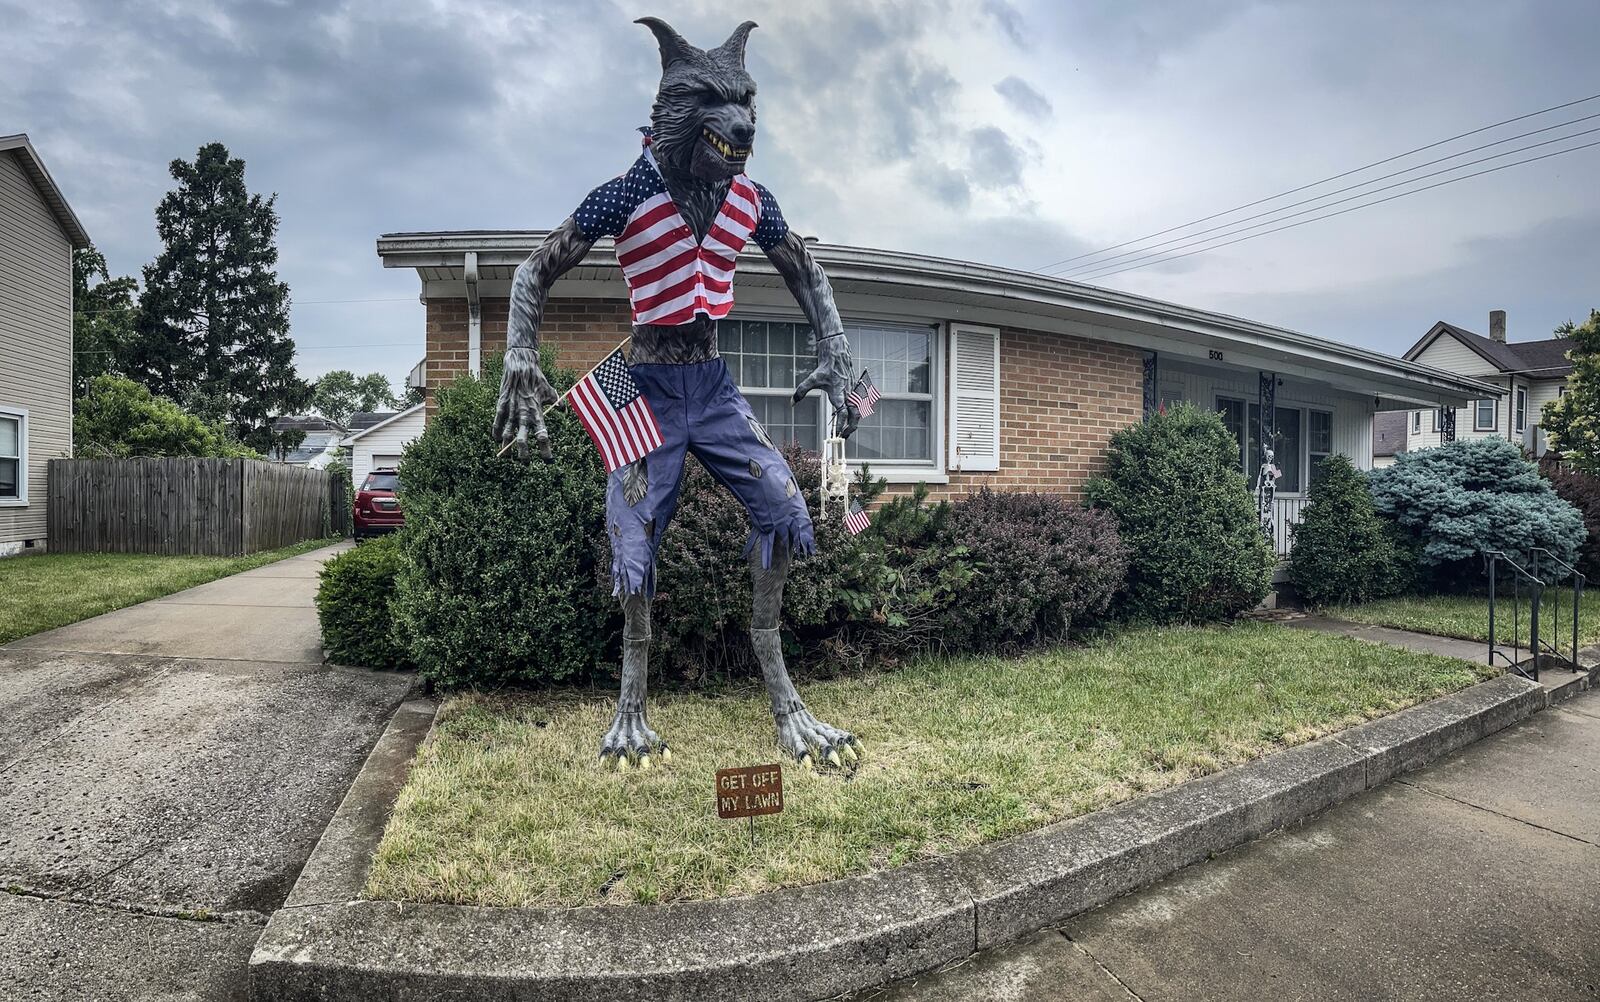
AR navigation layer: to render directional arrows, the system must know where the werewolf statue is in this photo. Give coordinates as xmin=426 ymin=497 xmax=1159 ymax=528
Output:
xmin=494 ymin=17 xmax=862 ymax=771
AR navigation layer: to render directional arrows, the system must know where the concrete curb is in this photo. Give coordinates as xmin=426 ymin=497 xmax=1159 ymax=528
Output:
xmin=248 ymin=674 xmax=1547 ymax=1002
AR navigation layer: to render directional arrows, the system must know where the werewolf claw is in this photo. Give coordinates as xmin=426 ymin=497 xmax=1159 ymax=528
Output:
xmin=660 ymin=746 xmax=672 ymax=763
xmin=638 ymin=753 xmax=652 ymax=771
xmin=841 ymin=744 xmax=858 ymax=764
xmin=825 ymin=748 xmax=843 ymax=768
xmin=799 ymin=753 xmax=814 ymax=771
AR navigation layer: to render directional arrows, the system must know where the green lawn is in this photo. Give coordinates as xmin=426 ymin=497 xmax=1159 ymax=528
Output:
xmin=1328 ymin=589 xmax=1600 ymax=648
xmin=0 ymin=538 xmax=340 ymax=645
xmin=366 ymin=622 xmax=1495 ymax=909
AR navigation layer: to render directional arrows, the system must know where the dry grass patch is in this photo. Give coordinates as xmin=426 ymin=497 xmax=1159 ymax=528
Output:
xmin=366 ymin=622 xmax=1494 ymax=908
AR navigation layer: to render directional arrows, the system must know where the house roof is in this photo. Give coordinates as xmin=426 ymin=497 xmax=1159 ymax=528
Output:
xmin=376 ymin=230 xmax=1504 ymax=408
xmin=342 ymin=403 xmax=424 ymax=445
xmin=1372 ymin=410 xmax=1410 ymax=458
xmin=347 ymin=411 xmax=396 ymax=432
xmin=274 ymin=414 xmax=345 ymax=434
xmin=1404 ymin=321 xmax=1573 ymax=379
xmin=0 ymin=134 xmax=91 ymax=249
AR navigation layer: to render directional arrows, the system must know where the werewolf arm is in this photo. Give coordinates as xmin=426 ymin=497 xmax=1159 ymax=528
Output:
xmin=494 ymin=218 xmax=596 ymax=460
xmin=769 ymin=231 xmax=859 ymax=440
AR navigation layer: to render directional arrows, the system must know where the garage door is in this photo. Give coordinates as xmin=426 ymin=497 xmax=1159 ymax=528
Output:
xmin=371 ymin=454 xmax=403 ymax=470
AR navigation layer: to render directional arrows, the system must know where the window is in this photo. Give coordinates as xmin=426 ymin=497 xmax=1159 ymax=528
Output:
xmin=1264 ymin=404 xmax=1302 ymax=494
xmin=1216 ymin=398 xmax=1313 ymax=494
xmin=719 ymin=317 xmax=937 ymax=466
xmin=1515 ymin=387 xmax=1527 ymax=433
xmin=1474 ymin=398 xmax=1496 ymax=431
xmin=1411 ymin=411 xmax=1422 ymax=434
xmin=1559 ymin=385 xmax=1568 ymax=397
xmin=1308 ymin=411 xmax=1333 ymax=491
xmin=0 ymin=411 xmax=22 ymax=504
xmin=1217 ymin=398 xmax=1246 ymax=469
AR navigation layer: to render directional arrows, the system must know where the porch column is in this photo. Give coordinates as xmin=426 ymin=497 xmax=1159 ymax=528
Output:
xmin=1258 ymin=371 xmax=1277 ymax=541
xmin=1142 ymin=352 xmax=1158 ymax=419
xmin=1441 ymin=406 xmax=1456 ymax=443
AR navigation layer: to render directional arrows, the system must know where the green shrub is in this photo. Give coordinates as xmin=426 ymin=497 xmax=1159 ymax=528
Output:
xmin=1086 ymin=403 xmax=1274 ymax=623
xmin=939 ymin=488 xmax=1128 ymax=649
xmin=74 ymin=373 xmax=258 ymax=459
xmin=325 ymin=457 xmax=353 ymax=537
xmin=1545 ymin=466 xmax=1600 ymax=582
xmin=390 ymin=353 xmax=615 ymax=688
xmin=1289 ymin=456 xmax=1412 ymax=605
xmin=1369 ymin=438 xmax=1585 ymax=584
xmin=316 ymin=534 xmax=407 ymax=668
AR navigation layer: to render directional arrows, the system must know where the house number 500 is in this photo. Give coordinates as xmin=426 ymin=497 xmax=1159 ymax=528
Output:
xmin=1208 ymin=350 xmax=1224 ymax=361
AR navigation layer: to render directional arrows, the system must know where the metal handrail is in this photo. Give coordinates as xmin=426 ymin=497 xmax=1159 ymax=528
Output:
xmin=1531 ymin=547 xmax=1586 ymax=673
xmin=1483 ymin=550 xmax=1542 ymax=682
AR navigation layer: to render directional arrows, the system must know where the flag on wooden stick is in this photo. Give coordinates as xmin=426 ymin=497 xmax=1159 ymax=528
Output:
xmin=844 ymin=499 xmax=871 ymax=535
xmin=847 ymin=370 xmax=879 ymax=418
xmin=567 ymin=348 xmax=663 ymax=472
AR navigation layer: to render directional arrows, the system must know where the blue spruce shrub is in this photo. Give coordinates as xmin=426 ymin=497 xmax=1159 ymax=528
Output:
xmin=1367 ymin=437 xmax=1585 ymax=583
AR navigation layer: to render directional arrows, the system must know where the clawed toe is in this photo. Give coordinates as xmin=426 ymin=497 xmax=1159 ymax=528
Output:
xmin=776 ymin=709 xmax=862 ymax=770
xmin=599 ymin=712 xmax=668 ymax=772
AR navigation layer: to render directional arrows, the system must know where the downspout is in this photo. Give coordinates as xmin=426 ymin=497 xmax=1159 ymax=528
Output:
xmin=464 ymin=250 xmax=482 ymax=376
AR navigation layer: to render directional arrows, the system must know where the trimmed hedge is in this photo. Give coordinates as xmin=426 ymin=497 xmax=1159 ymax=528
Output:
xmin=316 ymin=534 xmax=408 ymax=669
xmin=390 ymin=353 xmax=615 ymax=688
xmin=1086 ymin=403 xmax=1274 ymax=623
xmin=1289 ymin=456 xmax=1412 ymax=606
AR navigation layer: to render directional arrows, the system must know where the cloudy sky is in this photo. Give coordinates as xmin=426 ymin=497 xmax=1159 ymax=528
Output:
xmin=4 ymin=0 xmax=1598 ymax=393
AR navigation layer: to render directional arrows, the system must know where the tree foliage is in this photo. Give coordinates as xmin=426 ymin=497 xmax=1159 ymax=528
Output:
xmin=1369 ymin=437 xmax=1585 ymax=582
xmin=1086 ymin=403 xmax=1274 ymax=623
xmin=1539 ymin=308 xmax=1599 ymax=472
xmin=71 ymin=247 xmax=140 ymax=398
xmin=129 ymin=142 xmax=309 ymax=454
xmin=312 ymin=370 xmax=400 ymax=427
xmin=1289 ymin=456 xmax=1412 ymax=605
xmin=74 ymin=374 xmax=258 ymax=459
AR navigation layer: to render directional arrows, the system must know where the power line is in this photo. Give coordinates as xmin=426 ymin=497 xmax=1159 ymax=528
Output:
xmin=71 ymin=296 xmax=416 ymax=317
xmin=1070 ymin=136 xmax=1600 ymax=284
xmin=1049 ymin=110 xmax=1600 ymax=278
xmin=74 ymin=341 xmax=417 ymax=355
xmin=1033 ymin=90 xmax=1600 ymax=274
xmin=1060 ymin=122 xmax=1600 ymax=280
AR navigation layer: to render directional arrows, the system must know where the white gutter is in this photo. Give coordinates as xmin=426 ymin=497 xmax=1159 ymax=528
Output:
xmin=464 ymin=250 xmax=481 ymax=376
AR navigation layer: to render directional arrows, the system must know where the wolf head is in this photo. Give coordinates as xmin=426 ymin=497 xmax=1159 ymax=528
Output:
xmin=636 ymin=17 xmax=758 ymax=181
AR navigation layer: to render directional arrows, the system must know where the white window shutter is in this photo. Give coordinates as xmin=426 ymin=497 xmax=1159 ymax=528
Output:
xmin=949 ymin=324 xmax=1000 ymax=472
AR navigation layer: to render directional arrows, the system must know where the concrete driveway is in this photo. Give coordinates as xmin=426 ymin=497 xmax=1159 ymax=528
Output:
xmin=0 ymin=543 xmax=412 ymax=1001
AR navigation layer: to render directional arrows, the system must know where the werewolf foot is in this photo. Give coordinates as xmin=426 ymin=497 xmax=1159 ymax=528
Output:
xmin=599 ymin=711 xmax=670 ymax=771
xmin=774 ymin=708 xmax=861 ymax=770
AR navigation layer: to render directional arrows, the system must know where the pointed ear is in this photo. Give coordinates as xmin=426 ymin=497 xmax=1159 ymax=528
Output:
xmin=635 ymin=17 xmax=695 ymax=69
xmin=712 ymin=20 xmax=758 ymax=67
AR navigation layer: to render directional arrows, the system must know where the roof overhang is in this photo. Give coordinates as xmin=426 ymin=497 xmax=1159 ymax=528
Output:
xmin=0 ymin=134 xmax=91 ymax=249
xmin=377 ymin=230 xmax=1504 ymax=409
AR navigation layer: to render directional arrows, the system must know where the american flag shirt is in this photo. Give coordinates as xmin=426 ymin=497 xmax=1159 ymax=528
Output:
xmin=571 ymin=133 xmax=789 ymax=326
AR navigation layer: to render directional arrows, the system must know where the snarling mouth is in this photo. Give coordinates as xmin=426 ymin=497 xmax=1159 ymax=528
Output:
xmin=702 ymin=127 xmax=751 ymax=162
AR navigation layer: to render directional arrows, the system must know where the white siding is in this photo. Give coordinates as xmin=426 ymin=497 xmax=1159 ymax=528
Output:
xmin=348 ymin=407 xmax=425 ymax=490
xmin=0 ymin=151 xmax=73 ymax=550
xmin=1158 ymin=360 xmax=1375 ymax=492
xmin=1413 ymin=335 xmax=1497 ymax=378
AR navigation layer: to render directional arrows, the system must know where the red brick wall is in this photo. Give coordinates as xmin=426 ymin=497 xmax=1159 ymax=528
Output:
xmin=424 ymin=297 xmax=1143 ymax=496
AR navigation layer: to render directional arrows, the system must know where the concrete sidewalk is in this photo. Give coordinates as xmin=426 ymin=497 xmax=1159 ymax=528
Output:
xmin=869 ymin=693 xmax=1600 ymax=1001
xmin=0 ymin=543 xmax=412 ymax=1001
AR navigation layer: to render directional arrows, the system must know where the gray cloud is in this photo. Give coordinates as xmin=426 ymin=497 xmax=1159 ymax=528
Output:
xmin=983 ymin=0 xmax=1030 ymax=48
xmin=994 ymin=76 xmax=1053 ymax=119
xmin=967 ymin=126 xmax=1027 ymax=188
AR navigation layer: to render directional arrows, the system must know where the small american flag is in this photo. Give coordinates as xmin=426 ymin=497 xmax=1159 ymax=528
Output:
xmin=567 ymin=348 xmax=663 ymax=473
xmin=847 ymin=370 xmax=879 ymax=418
xmin=844 ymin=500 xmax=871 ymax=535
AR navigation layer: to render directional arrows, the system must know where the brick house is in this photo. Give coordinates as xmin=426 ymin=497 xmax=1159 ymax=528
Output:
xmin=377 ymin=232 xmax=1497 ymax=552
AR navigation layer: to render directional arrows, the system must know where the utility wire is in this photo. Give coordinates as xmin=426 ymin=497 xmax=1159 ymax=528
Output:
xmin=71 ymin=296 xmax=416 ymax=317
xmin=73 ymin=341 xmax=417 ymax=355
xmin=1049 ymin=110 xmax=1600 ymax=278
xmin=1033 ymin=91 xmax=1600 ymax=273
xmin=1062 ymin=122 xmax=1600 ymax=280
xmin=1071 ymin=136 xmax=1600 ymax=283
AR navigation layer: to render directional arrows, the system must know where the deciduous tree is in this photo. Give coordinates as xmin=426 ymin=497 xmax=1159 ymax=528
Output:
xmin=71 ymin=247 xmax=139 ymax=397
xmin=1541 ymin=309 xmax=1600 ymax=472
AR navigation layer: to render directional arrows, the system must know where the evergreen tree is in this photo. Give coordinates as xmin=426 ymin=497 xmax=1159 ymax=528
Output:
xmin=131 ymin=142 xmax=309 ymax=453
xmin=1540 ymin=308 xmax=1600 ymax=472
xmin=71 ymin=247 xmax=139 ymax=397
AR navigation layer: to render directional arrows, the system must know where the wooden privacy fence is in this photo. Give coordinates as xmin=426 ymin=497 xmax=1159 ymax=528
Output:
xmin=48 ymin=458 xmax=344 ymax=556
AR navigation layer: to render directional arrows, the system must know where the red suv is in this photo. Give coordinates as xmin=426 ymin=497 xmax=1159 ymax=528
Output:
xmin=353 ymin=469 xmax=403 ymax=540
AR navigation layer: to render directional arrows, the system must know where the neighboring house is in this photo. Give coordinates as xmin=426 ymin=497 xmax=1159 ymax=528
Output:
xmin=1386 ymin=310 xmax=1570 ymax=457
xmin=1371 ymin=409 xmax=1408 ymax=469
xmin=342 ymin=405 xmax=424 ymax=490
xmin=273 ymin=415 xmax=345 ymax=468
xmin=1 ymin=134 xmax=91 ymax=557
xmin=377 ymin=231 xmax=1498 ymax=556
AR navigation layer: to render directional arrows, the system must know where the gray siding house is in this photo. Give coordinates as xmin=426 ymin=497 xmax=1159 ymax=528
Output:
xmin=1 ymin=134 xmax=91 ymax=555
